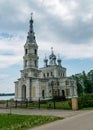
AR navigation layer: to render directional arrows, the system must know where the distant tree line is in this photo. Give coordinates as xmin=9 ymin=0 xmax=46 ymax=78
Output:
xmin=0 ymin=93 xmax=15 ymax=96
xmin=72 ymin=70 xmax=93 ymax=96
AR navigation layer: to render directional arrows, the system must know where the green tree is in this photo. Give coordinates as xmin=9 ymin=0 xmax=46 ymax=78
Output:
xmin=82 ymin=71 xmax=93 ymax=93
xmin=72 ymin=75 xmax=84 ymax=96
xmin=77 ymin=82 xmax=84 ymax=96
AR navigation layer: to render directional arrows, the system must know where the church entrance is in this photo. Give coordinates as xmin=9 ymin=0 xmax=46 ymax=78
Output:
xmin=42 ymin=90 xmax=45 ymax=99
xmin=22 ymin=85 xmax=26 ymax=101
xmin=62 ymin=90 xmax=65 ymax=97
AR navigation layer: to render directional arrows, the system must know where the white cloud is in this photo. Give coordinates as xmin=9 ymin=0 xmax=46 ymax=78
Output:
xmin=0 ymin=74 xmax=9 ymax=79
xmin=0 ymin=77 xmax=15 ymax=93
xmin=0 ymin=35 xmax=24 ymax=68
xmin=0 ymin=0 xmax=93 ymax=69
xmin=38 ymin=0 xmax=78 ymax=22
xmin=38 ymin=40 xmax=93 ymax=60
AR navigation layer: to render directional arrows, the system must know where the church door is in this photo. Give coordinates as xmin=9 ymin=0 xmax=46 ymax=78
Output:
xmin=42 ymin=90 xmax=45 ymax=99
xmin=62 ymin=90 xmax=65 ymax=97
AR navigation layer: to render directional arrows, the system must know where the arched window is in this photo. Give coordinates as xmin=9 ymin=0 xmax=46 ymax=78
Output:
xmin=51 ymin=72 xmax=53 ymax=76
xmin=62 ymin=90 xmax=65 ymax=97
xmin=47 ymin=73 xmax=49 ymax=77
xmin=43 ymin=73 xmax=45 ymax=78
xmin=34 ymin=49 xmax=37 ymax=55
xmin=25 ymin=49 xmax=28 ymax=54
xmin=42 ymin=90 xmax=45 ymax=98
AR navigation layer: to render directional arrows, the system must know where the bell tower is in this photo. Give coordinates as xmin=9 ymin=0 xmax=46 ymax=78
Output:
xmin=23 ymin=13 xmax=39 ymax=69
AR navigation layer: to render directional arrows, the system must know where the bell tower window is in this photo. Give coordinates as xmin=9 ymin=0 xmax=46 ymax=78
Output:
xmin=25 ymin=49 xmax=28 ymax=54
xmin=34 ymin=49 xmax=37 ymax=55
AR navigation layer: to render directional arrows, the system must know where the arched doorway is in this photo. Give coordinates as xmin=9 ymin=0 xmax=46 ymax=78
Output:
xmin=22 ymin=85 xmax=26 ymax=101
xmin=42 ymin=90 xmax=45 ymax=99
xmin=62 ymin=90 xmax=65 ymax=97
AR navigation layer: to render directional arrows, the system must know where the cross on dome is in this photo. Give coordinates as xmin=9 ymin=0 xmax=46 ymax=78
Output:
xmin=31 ymin=12 xmax=33 ymax=19
xmin=51 ymin=47 xmax=54 ymax=54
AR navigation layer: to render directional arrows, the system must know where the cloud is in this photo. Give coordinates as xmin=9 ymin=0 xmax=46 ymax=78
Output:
xmin=0 ymin=0 xmax=93 ymax=69
xmin=38 ymin=40 xmax=93 ymax=60
xmin=0 ymin=74 xmax=9 ymax=79
xmin=0 ymin=0 xmax=93 ymax=46
xmin=0 ymin=35 xmax=24 ymax=68
xmin=35 ymin=0 xmax=93 ymax=45
xmin=0 ymin=76 xmax=15 ymax=93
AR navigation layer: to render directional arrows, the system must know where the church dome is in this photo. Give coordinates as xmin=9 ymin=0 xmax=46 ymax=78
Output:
xmin=49 ymin=47 xmax=56 ymax=65
xmin=49 ymin=47 xmax=56 ymax=59
xmin=49 ymin=52 xmax=56 ymax=60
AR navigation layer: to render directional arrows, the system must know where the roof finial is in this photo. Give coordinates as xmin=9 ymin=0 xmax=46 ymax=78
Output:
xmin=58 ymin=54 xmax=60 ymax=59
xmin=51 ymin=47 xmax=53 ymax=54
xmin=31 ymin=12 xmax=33 ymax=19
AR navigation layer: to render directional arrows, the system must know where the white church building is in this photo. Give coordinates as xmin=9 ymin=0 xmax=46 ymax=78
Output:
xmin=14 ymin=15 xmax=77 ymax=101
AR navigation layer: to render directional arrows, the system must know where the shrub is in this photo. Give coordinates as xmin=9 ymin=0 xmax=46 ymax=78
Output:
xmin=78 ymin=93 xmax=93 ymax=109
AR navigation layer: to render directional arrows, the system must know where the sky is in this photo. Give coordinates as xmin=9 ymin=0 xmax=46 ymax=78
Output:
xmin=0 ymin=0 xmax=93 ymax=93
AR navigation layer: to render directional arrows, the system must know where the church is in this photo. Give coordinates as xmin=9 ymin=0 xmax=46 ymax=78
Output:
xmin=14 ymin=15 xmax=77 ymax=101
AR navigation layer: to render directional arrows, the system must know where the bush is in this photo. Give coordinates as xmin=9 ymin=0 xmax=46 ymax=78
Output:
xmin=78 ymin=93 xmax=93 ymax=109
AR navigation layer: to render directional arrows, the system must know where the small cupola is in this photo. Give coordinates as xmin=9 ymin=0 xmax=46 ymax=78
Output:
xmin=49 ymin=47 xmax=56 ymax=65
xmin=44 ymin=55 xmax=48 ymax=67
xmin=57 ymin=54 xmax=62 ymax=66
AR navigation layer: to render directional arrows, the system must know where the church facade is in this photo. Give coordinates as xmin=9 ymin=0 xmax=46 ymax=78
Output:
xmin=14 ymin=15 xmax=77 ymax=101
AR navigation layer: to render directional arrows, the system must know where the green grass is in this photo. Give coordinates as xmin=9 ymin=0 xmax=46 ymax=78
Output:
xmin=0 ymin=114 xmax=63 ymax=130
xmin=80 ymin=107 xmax=93 ymax=110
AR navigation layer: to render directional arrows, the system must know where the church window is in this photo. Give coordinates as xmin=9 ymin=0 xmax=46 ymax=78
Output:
xmin=43 ymin=73 xmax=45 ymax=78
xmin=30 ymin=30 xmax=32 ymax=33
xmin=25 ymin=49 xmax=28 ymax=54
xmin=51 ymin=72 xmax=53 ymax=76
xmin=49 ymin=90 xmax=51 ymax=93
xmin=65 ymin=80 xmax=69 ymax=85
xmin=47 ymin=73 xmax=49 ymax=77
xmin=62 ymin=90 xmax=65 ymax=97
xmin=66 ymin=89 xmax=70 ymax=96
xmin=34 ymin=36 xmax=35 ymax=39
xmin=42 ymin=90 xmax=45 ymax=98
xmin=34 ymin=49 xmax=37 ymax=55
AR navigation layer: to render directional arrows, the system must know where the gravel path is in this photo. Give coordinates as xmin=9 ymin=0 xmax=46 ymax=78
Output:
xmin=0 ymin=108 xmax=85 ymax=118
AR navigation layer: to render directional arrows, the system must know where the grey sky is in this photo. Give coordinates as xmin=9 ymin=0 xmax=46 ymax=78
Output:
xmin=0 ymin=0 xmax=93 ymax=93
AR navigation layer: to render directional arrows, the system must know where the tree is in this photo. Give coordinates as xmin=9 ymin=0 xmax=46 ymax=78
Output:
xmin=77 ymin=82 xmax=84 ymax=96
xmin=72 ymin=75 xmax=84 ymax=96
xmin=72 ymin=70 xmax=93 ymax=96
xmin=82 ymin=71 xmax=93 ymax=93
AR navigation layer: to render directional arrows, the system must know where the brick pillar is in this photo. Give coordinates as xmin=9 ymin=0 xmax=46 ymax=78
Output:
xmin=72 ymin=97 xmax=78 ymax=110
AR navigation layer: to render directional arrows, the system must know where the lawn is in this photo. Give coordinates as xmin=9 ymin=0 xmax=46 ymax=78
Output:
xmin=0 ymin=114 xmax=62 ymax=130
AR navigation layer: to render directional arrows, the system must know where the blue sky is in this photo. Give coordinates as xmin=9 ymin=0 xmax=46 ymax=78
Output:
xmin=0 ymin=0 xmax=93 ymax=93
